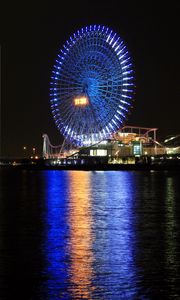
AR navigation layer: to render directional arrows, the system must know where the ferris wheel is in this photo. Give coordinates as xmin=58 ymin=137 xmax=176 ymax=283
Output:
xmin=50 ymin=25 xmax=134 ymax=146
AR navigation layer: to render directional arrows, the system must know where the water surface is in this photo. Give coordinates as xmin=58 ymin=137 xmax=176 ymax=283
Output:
xmin=0 ymin=169 xmax=180 ymax=299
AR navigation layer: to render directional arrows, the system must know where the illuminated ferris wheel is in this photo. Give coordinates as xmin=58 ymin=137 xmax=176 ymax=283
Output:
xmin=50 ymin=25 xmax=134 ymax=146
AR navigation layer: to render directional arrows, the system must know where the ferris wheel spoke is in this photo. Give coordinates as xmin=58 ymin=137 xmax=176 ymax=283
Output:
xmin=86 ymin=99 xmax=106 ymax=133
xmin=97 ymin=87 xmax=123 ymax=98
xmin=58 ymin=89 xmax=80 ymax=96
xmin=59 ymin=91 xmax=79 ymax=99
xmin=59 ymin=101 xmax=75 ymax=116
xmin=60 ymin=68 xmax=83 ymax=85
xmin=61 ymin=111 xmax=79 ymax=136
xmin=59 ymin=75 xmax=82 ymax=86
xmin=59 ymin=85 xmax=81 ymax=92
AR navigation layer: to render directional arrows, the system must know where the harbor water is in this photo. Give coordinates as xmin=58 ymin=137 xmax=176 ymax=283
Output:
xmin=0 ymin=169 xmax=180 ymax=299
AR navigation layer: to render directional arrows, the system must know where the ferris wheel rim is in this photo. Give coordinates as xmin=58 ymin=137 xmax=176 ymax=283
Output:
xmin=50 ymin=25 xmax=135 ymax=146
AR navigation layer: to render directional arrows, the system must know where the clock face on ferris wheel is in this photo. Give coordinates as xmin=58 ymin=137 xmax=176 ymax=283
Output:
xmin=50 ymin=25 xmax=134 ymax=146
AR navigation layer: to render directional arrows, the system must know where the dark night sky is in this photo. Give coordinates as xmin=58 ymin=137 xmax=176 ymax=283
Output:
xmin=1 ymin=1 xmax=180 ymax=157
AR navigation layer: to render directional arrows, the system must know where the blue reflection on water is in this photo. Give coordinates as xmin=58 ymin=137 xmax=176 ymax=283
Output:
xmin=42 ymin=170 xmax=140 ymax=299
xmin=42 ymin=171 xmax=70 ymax=299
xmin=90 ymin=171 xmax=139 ymax=299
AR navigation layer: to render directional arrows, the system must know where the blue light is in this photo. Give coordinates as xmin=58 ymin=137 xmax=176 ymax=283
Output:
xmin=117 ymin=109 xmax=125 ymax=118
xmin=55 ymin=60 xmax=62 ymax=65
xmin=115 ymin=115 xmax=122 ymax=122
xmin=109 ymin=33 xmax=116 ymax=45
xmin=122 ymin=94 xmax=132 ymax=99
xmin=122 ymin=89 xmax=133 ymax=92
xmin=112 ymin=37 xmax=120 ymax=48
xmin=122 ymin=70 xmax=133 ymax=75
xmin=122 ymin=63 xmax=132 ymax=70
xmin=121 ymin=57 xmax=131 ymax=65
xmin=120 ymin=100 xmax=131 ymax=105
xmin=122 ymin=83 xmax=134 ymax=86
xmin=114 ymin=114 xmax=122 ymax=121
xmin=106 ymin=30 xmax=113 ymax=43
xmin=70 ymin=130 xmax=74 ymax=137
xmin=115 ymin=41 xmax=123 ymax=52
xmin=112 ymin=119 xmax=118 ymax=126
xmin=105 ymin=27 xmax=109 ymax=34
xmin=106 ymin=34 xmax=111 ymax=43
xmin=122 ymin=76 xmax=133 ymax=81
xmin=54 ymin=65 xmax=60 ymax=70
xmin=118 ymin=105 xmax=128 ymax=112
xmin=64 ymin=45 xmax=69 ymax=52
xmin=117 ymin=45 xmax=126 ymax=56
xmin=119 ymin=51 xmax=128 ymax=60
xmin=109 ymin=122 xmax=114 ymax=130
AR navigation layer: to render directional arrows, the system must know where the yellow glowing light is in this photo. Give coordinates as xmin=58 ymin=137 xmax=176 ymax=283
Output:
xmin=74 ymin=97 xmax=88 ymax=106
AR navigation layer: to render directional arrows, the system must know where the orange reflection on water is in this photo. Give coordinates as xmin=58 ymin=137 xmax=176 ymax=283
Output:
xmin=68 ymin=171 xmax=94 ymax=299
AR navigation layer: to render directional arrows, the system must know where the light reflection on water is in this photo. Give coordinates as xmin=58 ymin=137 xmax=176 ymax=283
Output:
xmin=42 ymin=171 xmax=70 ymax=299
xmin=68 ymin=171 xmax=94 ymax=299
xmin=90 ymin=172 xmax=139 ymax=299
xmin=164 ymin=177 xmax=179 ymax=297
xmin=43 ymin=171 xmax=141 ymax=299
xmin=0 ymin=169 xmax=180 ymax=299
